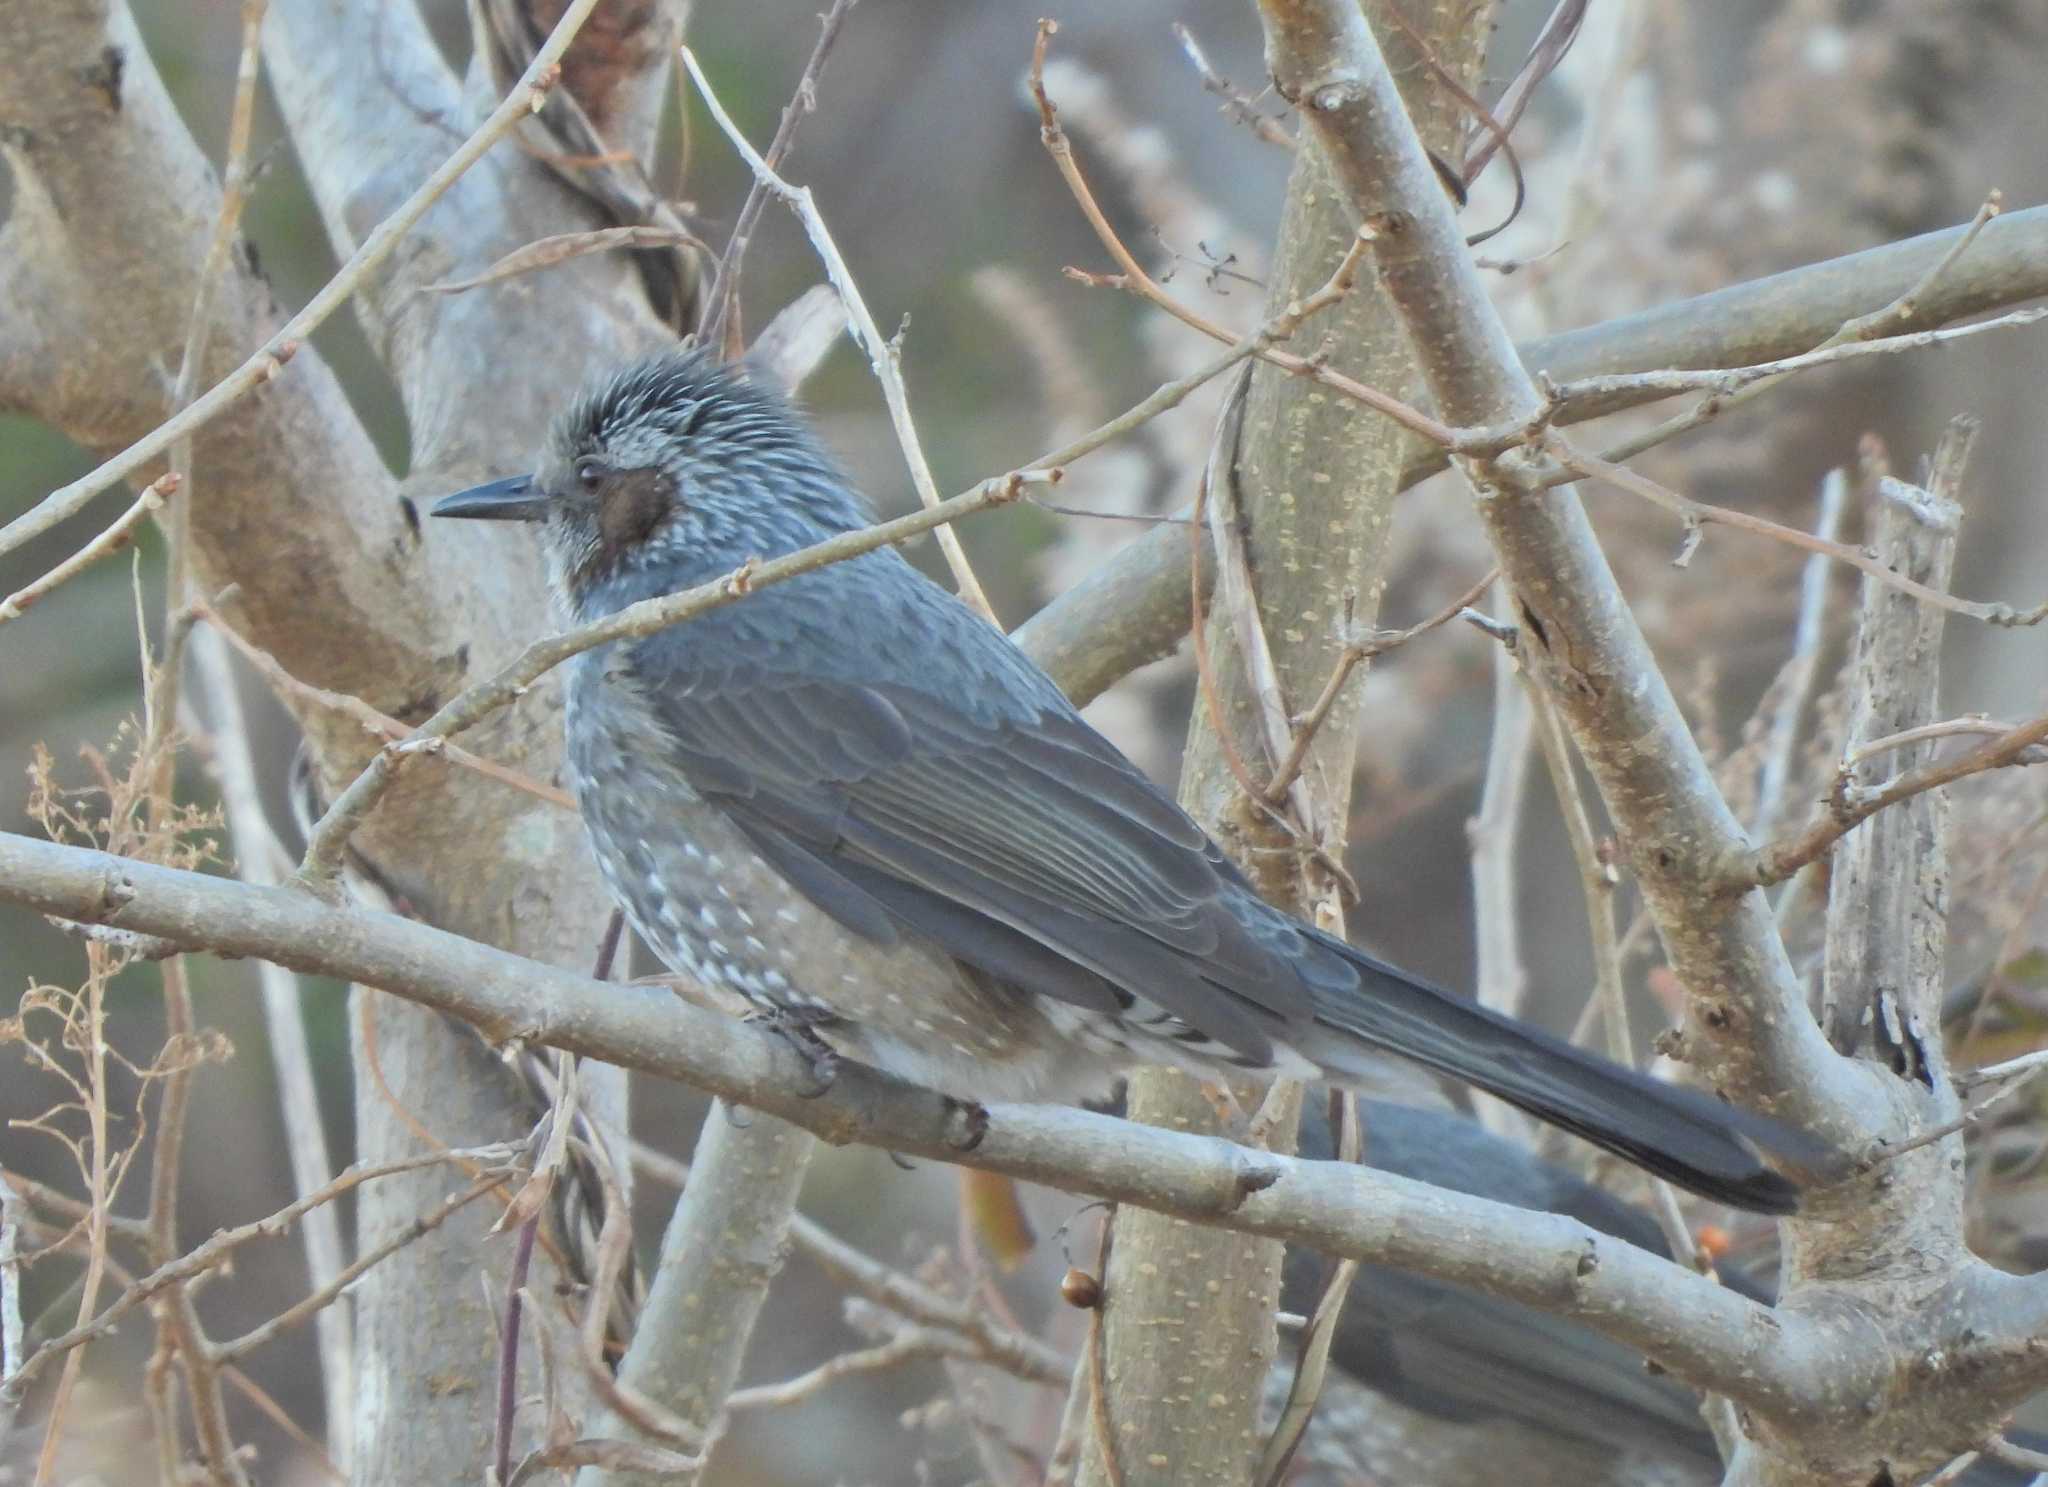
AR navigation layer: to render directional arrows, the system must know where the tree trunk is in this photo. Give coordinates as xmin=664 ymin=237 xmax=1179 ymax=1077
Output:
xmin=1075 ymin=7 xmax=1492 ymax=1482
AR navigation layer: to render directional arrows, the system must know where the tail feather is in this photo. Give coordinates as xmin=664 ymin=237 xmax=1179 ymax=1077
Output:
xmin=1303 ymin=934 xmax=1828 ymax=1215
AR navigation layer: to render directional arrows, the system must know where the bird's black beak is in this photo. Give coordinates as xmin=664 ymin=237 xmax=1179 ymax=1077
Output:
xmin=431 ymin=475 xmax=548 ymax=523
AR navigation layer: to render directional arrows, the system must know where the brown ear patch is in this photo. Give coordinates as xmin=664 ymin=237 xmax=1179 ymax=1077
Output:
xmin=598 ymin=467 xmax=673 ymax=551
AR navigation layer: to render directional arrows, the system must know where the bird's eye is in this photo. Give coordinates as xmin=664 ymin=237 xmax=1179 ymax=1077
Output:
xmin=575 ymin=459 xmax=607 ymax=491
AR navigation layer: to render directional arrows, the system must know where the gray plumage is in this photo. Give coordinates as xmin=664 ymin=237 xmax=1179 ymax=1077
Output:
xmin=432 ymin=348 xmax=1825 ymax=1213
xmin=1283 ymin=1102 xmax=2043 ymax=1487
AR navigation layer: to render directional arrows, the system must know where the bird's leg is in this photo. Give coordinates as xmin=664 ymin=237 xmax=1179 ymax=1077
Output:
xmin=746 ymin=1003 xmax=843 ymax=1097
xmin=1198 ymin=1079 xmax=1250 ymax=1134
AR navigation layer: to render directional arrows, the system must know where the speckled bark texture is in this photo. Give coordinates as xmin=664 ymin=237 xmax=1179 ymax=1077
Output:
xmin=1077 ymin=6 xmax=1492 ymax=1482
xmin=1256 ymin=2 xmax=2048 ymax=1480
xmin=0 ymin=1 xmax=685 ymax=1479
xmin=580 ymin=1105 xmax=813 ymax=1487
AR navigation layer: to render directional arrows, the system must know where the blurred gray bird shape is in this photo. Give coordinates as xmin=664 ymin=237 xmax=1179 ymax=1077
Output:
xmin=1284 ymin=1100 xmax=2042 ymax=1485
xmin=433 ymin=349 xmax=1826 ymax=1214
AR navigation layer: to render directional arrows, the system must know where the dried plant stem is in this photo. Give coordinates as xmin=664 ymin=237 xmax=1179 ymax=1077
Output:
xmin=6 ymin=1145 xmax=515 ymax=1398
xmin=196 ymin=601 xmax=572 ymax=810
xmin=699 ymin=0 xmax=857 ymax=350
xmin=681 ymin=42 xmax=997 ymax=623
xmin=185 ymin=623 xmax=353 ymax=1457
xmin=1030 ymin=23 xmax=1453 ymax=452
xmin=29 ymin=948 xmax=114 ymax=1487
xmin=213 ymin=1175 xmax=502 ymax=1363
xmin=1551 ymin=435 xmax=2046 ymax=629
xmin=1753 ymin=713 xmax=2048 ymax=888
xmin=1753 ymin=470 xmax=1849 ymax=836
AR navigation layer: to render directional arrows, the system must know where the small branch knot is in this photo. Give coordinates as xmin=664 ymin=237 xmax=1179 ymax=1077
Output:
xmin=1308 ymin=81 xmax=1358 ymax=112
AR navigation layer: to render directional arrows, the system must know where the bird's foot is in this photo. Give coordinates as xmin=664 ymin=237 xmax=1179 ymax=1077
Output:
xmin=747 ymin=1005 xmax=842 ymax=1097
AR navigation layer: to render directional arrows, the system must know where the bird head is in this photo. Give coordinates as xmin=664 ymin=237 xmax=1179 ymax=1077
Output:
xmin=431 ymin=349 xmax=869 ymax=615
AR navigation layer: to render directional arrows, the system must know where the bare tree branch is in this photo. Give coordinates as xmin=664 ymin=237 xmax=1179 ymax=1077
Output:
xmin=1253 ymin=0 xmax=1871 ymax=1136
xmin=1046 ymin=3 xmax=1488 ymax=1473
xmin=185 ymin=627 xmax=354 ymax=1459
xmin=681 ymin=43 xmax=996 ymax=622
xmin=577 ymin=1107 xmax=813 ymax=1487
xmin=1013 ymin=205 xmax=2048 ymax=710
xmin=0 ymin=830 xmax=1914 ymax=1427
xmin=1 ymin=0 xmax=610 ymax=560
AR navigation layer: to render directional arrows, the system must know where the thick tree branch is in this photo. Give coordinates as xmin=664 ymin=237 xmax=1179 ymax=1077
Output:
xmin=1253 ymin=0 xmax=1871 ymax=1139
xmin=579 ymin=1108 xmax=813 ymax=1487
xmin=1726 ymin=427 xmax=1979 ymax=1487
xmin=1043 ymin=6 xmax=1482 ymax=1475
xmin=0 ymin=829 xmax=1885 ymax=1422
xmin=2 ymin=0 xmax=612 ymax=559
xmin=1011 ymin=205 xmax=2048 ymax=709
xmin=250 ymin=2 xmax=684 ymax=1477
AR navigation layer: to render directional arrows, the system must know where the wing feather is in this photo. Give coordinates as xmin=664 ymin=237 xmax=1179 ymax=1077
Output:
xmin=627 ymin=631 xmax=1322 ymax=1062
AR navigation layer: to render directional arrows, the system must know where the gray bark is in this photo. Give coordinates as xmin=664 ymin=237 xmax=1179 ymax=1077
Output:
xmin=1079 ymin=5 xmax=1492 ymax=1481
xmin=1011 ymin=204 xmax=2048 ymax=712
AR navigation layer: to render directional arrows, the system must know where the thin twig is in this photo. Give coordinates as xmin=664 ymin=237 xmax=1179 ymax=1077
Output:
xmin=1850 ymin=717 xmax=2048 ymax=768
xmin=1957 ymin=1047 xmax=2048 ymax=1094
xmin=195 ymin=601 xmax=573 ymax=810
xmin=0 ymin=1174 xmax=26 ymax=1433
xmin=1171 ymin=23 xmax=1293 ymax=149
xmin=30 ymin=944 xmax=116 ymax=1487
xmin=1468 ymin=603 xmax=1534 ymax=1044
xmin=1180 ymin=235 xmax=1391 ymax=900
xmin=213 ymin=1174 xmax=502 ymax=1362
xmin=636 ymin=1138 xmax=1074 ymax=1384
xmin=681 ymin=41 xmax=998 ymax=623
xmin=1525 ymin=682 xmax=1716 ymax=1345
xmin=1185 ymin=372 xmax=1308 ymax=833
xmin=1556 ymin=193 xmax=2017 ymax=475
xmin=1835 ymin=192 xmax=2006 ymax=341
xmin=1465 ymin=0 xmax=1589 ymax=181
xmin=1205 ymin=365 xmax=1340 ymax=858
xmin=1986 ymin=1437 xmax=2048 ymax=1474
xmin=1535 ymin=303 xmax=2043 ymax=410
xmin=1375 ymin=4 xmax=1526 ymax=245
xmin=150 ymin=961 xmax=253 ymax=1487
xmin=700 ymin=0 xmax=857 ymax=352
xmin=418 ymin=225 xmax=709 ymax=296
xmin=569 ymin=1134 xmax=711 ymax=1460
xmin=1923 ymin=1450 xmax=1983 ymax=1487
xmin=218 ymin=1364 xmax=344 ymax=1482
xmin=1083 ymin=1217 xmax=1125 ymax=1487
xmin=1752 ymin=470 xmax=1849 ymax=835
xmin=162 ymin=0 xmax=270 ymax=629
xmin=0 ymin=475 xmax=180 ymax=624
xmin=184 ymin=624 xmax=353 ymax=1454
xmin=1029 ymin=21 xmax=1455 ymax=451
xmin=1264 ymin=568 xmax=1497 ymax=804
xmin=724 ymin=1324 xmax=1038 ymax=1412
xmin=1751 ymin=711 xmax=2048 ymax=888
xmin=496 ymin=1217 xmax=538 ymax=1485
xmin=0 ymin=0 xmax=602 ymax=562
xmin=4 ymin=1146 xmax=515 ymax=1397
xmin=1253 ymin=1093 xmax=1360 ymax=1486
xmin=1552 ymin=434 xmax=2047 ymax=629
xmin=1866 ymin=1065 xmax=2045 ymax=1165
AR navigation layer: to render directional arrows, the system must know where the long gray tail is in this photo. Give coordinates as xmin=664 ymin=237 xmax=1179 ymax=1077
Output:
xmin=1302 ymin=931 xmax=1826 ymax=1214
